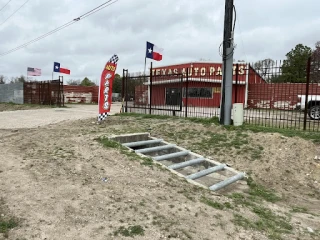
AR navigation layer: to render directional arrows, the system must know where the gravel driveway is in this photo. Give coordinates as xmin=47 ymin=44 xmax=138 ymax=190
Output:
xmin=0 ymin=103 xmax=122 ymax=129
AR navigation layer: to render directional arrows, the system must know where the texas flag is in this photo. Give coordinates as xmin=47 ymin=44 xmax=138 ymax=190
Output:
xmin=146 ymin=41 xmax=163 ymax=61
xmin=53 ymin=62 xmax=70 ymax=74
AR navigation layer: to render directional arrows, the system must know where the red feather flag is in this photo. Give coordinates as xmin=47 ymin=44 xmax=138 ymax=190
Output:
xmin=98 ymin=54 xmax=119 ymax=122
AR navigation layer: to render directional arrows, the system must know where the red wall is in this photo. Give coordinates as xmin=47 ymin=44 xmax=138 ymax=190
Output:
xmin=134 ymin=83 xmax=245 ymax=107
xmin=248 ymin=68 xmax=265 ymax=84
xmin=248 ymin=83 xmax=320 ymax=109
xmin=63 ymin=85 xmax=99 ymax=103
xmin=136 ymin=62 xmax=254 ymax=108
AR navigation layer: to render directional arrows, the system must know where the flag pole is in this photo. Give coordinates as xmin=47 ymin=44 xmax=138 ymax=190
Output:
xmin=144 ymin=41 xmax=147 ymax=77
xmin=144 ymin=56 xmax=147 ymax=77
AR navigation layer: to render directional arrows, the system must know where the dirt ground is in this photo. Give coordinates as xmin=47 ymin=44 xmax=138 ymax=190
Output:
xmin=0 ymin=103 xmax=122 ymax=129
xmin=0 ymin=103 xmax=48 ymax=112
xmin=0 ymin=105 xmax=319 ymax=240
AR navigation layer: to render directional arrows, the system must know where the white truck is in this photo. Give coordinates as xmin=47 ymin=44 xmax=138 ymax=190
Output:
xmin=297 ymin=95 xmax=320 ymax=120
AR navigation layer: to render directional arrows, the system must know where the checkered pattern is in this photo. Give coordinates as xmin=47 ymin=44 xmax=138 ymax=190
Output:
xmin=108 ymin=54 xmax=119 ymax=64
xmin=98 ymin=112 xmax=109 ymax=122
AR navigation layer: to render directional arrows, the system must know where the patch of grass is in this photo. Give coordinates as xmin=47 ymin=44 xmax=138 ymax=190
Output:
xmin=0 ymin=217 xmax=19 ymax=238
xmin=290 ymin=206 xmax=309 ymax=214
xmin=0 ymin=199 xmax=19 ymax=238
xmin=247 ymin=177 xmax=281 ymax=203
xmin=231 ymin=124 xmax=320 ymax=144
xmin=97 ymin=137 xmax=154 ymax=167
xmin=231 ymin=185 xmax=290 ymax=239
xmin=233 ymin=206 xmax=292 ymax=240
xmin=233 ymin=214 xmax=253 ymax=229
xmin=114 ymin=225 xmax=145 ymax=237
xmin=118 ymin=112 xmax=320 ymax=143
xmin=223 ymin=202 xmax=234 ymax=209
xmin=98 ymin=137 xmax=121 ymax=149
xmin=200 ymin=196 xmax=224 ymax=210
xmin=193 ymin=133 xmax=228 ymax=151
xmin=193 ymin=128 xmax=254 ymax=156
xmin=229 ymin=193 xmax=255 ymax=207
xmin=253 ymin=206 xmax=293 ymax=237
xmin=250 ymin=149 xmax=263 ymax=160
xmin=119 ymin=112 xmax=174 ymax=120
xmin=187 ymin=117 xmax=220 ymax=125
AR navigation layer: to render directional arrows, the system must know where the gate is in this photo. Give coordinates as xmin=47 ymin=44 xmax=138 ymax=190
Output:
xmin=122 ymin=65 xmax=184 ymax=116
xmin=24 ymin=77 xmax=64 ymax=106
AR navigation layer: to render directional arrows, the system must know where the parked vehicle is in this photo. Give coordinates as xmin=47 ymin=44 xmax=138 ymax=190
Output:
xmin=297 ymin=95 xmax=320 ymax=120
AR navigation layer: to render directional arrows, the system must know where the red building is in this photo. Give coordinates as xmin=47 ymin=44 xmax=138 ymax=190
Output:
xmin=136 ymin=62 xmax=264 ymax=108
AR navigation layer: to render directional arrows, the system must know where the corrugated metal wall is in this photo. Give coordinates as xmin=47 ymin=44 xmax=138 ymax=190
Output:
xmin=0 ymin=83 xmax=24 ymax=104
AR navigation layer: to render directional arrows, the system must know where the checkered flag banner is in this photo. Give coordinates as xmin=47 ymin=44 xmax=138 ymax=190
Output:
xmin=98 ymin=54 xmax=119 ymax=122
xmin=98 ymin=112 xmax=109 ymax=122
xmin=109 ymin=54 xmax=119 ymax=64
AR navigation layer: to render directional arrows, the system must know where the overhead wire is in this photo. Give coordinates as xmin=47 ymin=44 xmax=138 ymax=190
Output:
xmin=0 ymin=0 xmax=30 ymax=27
xmin=235 ymin=8 xmax=248 ymax=63
xmin=0 ymin=0 xmax=13 ymax=13
xmin=0 ymin=0 xmax=119 ymax=57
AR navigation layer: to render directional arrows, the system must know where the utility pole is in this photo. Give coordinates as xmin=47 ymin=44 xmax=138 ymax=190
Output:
xmin=220 ymin=0 xmax=234 ymax=125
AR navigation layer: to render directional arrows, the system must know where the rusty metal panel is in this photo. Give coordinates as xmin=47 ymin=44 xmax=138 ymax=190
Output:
xmin=23 ymin=78 xmax=64 ymax=106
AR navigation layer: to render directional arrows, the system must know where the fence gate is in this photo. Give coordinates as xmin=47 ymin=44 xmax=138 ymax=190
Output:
xmin=24 ymin=77 xmax=64 ymax=106
xmin=122 ymin=67 xmax=184 ymax=116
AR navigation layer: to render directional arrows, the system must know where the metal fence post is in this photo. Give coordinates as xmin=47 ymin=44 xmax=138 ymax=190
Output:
xmin=149 ymin=62 xmax=153 ymax=115
xmin=303 ymin=57 xmax=311 ymax=131
xmin=124 ymin=70 xmax=128 ymax=113
xmin=235 ymin=63 xmax=239 ymax=103
xmin=185 ymin=68 xmax=189 ymax=118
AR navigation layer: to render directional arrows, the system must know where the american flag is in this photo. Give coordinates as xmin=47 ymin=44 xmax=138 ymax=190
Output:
xmin=27 ymin=67 xmax=41 ymax=76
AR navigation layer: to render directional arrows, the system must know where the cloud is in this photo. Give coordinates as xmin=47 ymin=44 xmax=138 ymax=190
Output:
xmin=0 ymin=0 xmax=319 ymax=82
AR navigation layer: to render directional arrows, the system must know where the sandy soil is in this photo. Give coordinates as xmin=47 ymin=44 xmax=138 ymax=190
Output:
xmin=0 ymin=105 xmax=319 ymax=240
xmin=0 ymin=103 xmax=122 ymax=129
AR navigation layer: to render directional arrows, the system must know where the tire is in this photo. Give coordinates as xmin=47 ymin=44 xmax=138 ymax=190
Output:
xmin=308 ymin=105 xmax=320 ymax=120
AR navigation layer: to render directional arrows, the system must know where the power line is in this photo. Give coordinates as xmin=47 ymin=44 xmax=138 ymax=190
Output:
xmin=235 ymin=8 xmax=248 ymax=63
xmin=0 ymin=0 xmax=30 ymax=27
xmin=0 ymin=0 xmax=119 ymax=57
xmin=78 ymin=0 xmax=115 ymax=18
xmin=0 ymin=0 xmax=13 ymax=13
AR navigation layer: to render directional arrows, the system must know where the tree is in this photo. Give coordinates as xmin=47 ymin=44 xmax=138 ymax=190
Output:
xmin=10 ymin=75 xmax=26 ymax=84
xmin=67 ymin=79 xmax=81 ymax=85
xmin=253 ymin=58 xmax=275 ymax=82
xmin=281 ymin=44 xmax=312 ymax=83
xmin=0 ymin=75 xmax=6 ymax=84
xmin=310 ymin=41 xmax=320 ymax=83
xmin=80 ymin=77 xmax=96 ymax=86
xmin=112 ymin=73 xmax=122 ymax=93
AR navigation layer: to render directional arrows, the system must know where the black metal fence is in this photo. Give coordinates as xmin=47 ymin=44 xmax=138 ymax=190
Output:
xmin=122 ymin=58 xmax=320 ymax=132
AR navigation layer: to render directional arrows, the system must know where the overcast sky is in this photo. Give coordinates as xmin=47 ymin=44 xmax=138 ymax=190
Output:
xmin=0 ymin=0 xmax=319 ymax=83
